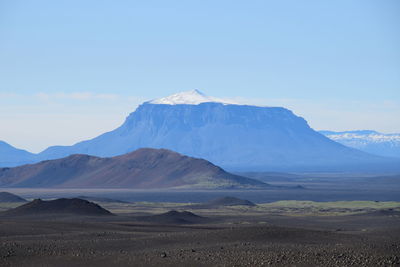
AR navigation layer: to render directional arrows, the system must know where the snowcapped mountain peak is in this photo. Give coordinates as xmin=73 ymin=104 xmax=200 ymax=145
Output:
xmin=147 ymin=90 xmax=237 ymax=105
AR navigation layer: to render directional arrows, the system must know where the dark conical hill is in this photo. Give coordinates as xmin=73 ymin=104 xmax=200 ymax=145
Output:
xmin=2 ymin=198 xmax=113 ymax=216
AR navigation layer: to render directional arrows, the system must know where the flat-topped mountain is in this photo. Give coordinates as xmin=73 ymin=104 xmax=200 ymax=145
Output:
xmin=2 ymin=198 xmax=113 ymax=216
xmin=0 ymin=192 xmax=27 ymax=203
xmin=35 ymin=90 xmax=394 ymax=171
xmin=0 ymin=148 xmax=267 ymax=189
xmin=1 ymin=91 xmax=398 ymax=171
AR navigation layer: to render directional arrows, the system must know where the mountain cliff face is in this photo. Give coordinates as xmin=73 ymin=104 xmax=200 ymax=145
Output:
xmin=0 ymin=148 xmax=266 ymax=189
xmin=320 ymin=130 xmax=400 ymax=158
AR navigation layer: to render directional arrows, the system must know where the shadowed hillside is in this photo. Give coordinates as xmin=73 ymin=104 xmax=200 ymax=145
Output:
xmin=0 ymin=192 xmax=27 ymax=203
xmin=0 ymin=148 xmax=268 ymax=189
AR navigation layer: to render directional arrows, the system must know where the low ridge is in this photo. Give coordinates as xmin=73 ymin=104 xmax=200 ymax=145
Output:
xmin=138 ymin=210 xmax=207 ymax=224
xmin=77 ymin=196 xmax=129 ymax=203
xmin=206 ymin=196 xmax=256 ymax=207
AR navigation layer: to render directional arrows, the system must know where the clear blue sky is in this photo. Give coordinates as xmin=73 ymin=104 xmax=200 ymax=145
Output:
xmin=1 ymin=0 xmax=399 ymax=152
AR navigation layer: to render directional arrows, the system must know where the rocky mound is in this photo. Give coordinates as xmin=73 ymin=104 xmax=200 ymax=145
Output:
xmin=138 ymin=210 xmax=207 ymax=224
xmin=2 ymin=198 xmax=113 ymax=216
xmin=0 ymin=192 xmax=27 ymax=202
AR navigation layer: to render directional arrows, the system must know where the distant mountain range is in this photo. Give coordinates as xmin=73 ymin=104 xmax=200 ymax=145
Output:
xmin=0 ymin=141 xmax=35 ymax=167
xmin=320 ymin=130 xmax=400 ymax=158
xmin=0 ymin=148 xmax=267 ymax=189
xmin=1 ymin=90 xmax=399 ymax=172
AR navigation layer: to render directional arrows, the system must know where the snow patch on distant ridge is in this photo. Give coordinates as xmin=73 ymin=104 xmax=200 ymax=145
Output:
xmin=320 ymin=130 xmax=400 ymax=144
xmin=320 ymin=130 xmax=400 ymax=158
xmin=148 ymin=90 xmax=238 ymax=105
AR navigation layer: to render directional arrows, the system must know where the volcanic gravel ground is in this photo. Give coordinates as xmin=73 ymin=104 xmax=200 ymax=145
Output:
xmin=0 ymin=214 xmax=399 ymax=267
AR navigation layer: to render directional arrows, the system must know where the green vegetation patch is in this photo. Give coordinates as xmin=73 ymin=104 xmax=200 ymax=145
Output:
xmin=260 ymin=200 xmax=400 ymax=209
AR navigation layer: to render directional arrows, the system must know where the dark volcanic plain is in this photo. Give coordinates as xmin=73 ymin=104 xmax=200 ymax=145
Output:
xmin=0 ymin=198 xmax=399 ymax=267
xmin=1 ymin=174 xmax=399 ymax=266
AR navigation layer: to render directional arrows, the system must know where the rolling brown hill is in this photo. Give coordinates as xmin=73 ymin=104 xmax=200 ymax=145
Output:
xmin=0 ymin=148 xmax=267 ymax=189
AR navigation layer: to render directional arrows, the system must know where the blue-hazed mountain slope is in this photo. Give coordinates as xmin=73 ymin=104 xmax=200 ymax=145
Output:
xmin=35 ymin=91 xmax=394 ymax=171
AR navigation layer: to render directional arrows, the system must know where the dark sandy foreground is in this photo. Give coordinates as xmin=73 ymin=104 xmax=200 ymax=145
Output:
xmin=0 ymin=211 xmax=399 ymax=267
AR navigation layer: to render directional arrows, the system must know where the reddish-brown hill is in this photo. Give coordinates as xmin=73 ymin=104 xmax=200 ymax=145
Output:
xmin=0 ymin=148 xmax=267 ymax=189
